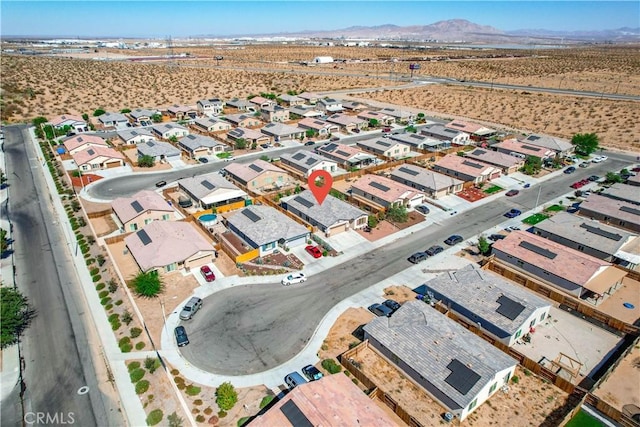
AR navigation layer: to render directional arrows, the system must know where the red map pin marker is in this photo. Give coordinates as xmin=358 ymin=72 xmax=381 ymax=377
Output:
xmin=308 ymin=170 xmax=333 ymax=205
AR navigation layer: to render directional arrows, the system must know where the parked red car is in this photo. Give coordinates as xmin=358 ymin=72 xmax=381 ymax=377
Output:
xmin=305 ymin=245 xmax=323 ymax=258
xmin=200 ymin=265 xmax=215 ymax=282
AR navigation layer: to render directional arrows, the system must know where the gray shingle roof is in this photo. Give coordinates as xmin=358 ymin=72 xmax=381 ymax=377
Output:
xmin=136 ymin=140 xmax=181 ymax=157
xmin=98 ymin=112 xmax=128 ymax=123
xmin=226 ymin=205 xmax=309 ymax=247
xmin=178 ymin=134 xmax=224 ymax=151
xmin=363 ymin=301 xmax=517 ymax=410
xmin=422 ymin=124 xmax=467 ymax=140
xmin=520 ymin=134 xmax=573 ymax=152
xmin=117 ymin=128 xmax=154 ymax=141
xmin=281 ymin=150 xmax=333 ymax=172
xmin=602 ymin=183 xmax=640 ymax=205
xmin=178 ymin=171 xmax=241 ymax=199
xmin=281 ymin=190 xmax=367 ymax=229
xmin=390 ymin=164 xmax=463 ymax=191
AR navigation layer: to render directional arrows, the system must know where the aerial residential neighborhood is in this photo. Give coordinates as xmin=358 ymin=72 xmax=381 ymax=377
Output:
xmin=1 ymin=4 xmax=639 ymax=427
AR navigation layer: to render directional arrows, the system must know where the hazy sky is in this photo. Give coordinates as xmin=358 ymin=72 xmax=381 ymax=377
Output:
xmin=2 ymin=1 xmax=638 ymax=37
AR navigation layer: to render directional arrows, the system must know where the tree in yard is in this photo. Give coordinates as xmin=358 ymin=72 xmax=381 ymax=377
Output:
xmin=386 ymin=205 xmax=408 ymax=223
xmin=120 ymin=108 xmax=131 ymax=113
xmin=215 ymin=382 xmax=238 ymax=411
xmin=235 ymin=138 xmax=247 ymax=150
xmin=367 ymin=215 xmax=379 ymax=228
xmin=151 ymin=113 xmax=163 ymax=123
xmin=605 ymin=172 xmax=623 ymax=184
xmin=368 ymin=118 xmax=379 ymax=128
xmin=137 ymin=155 xmax=155 ymax=168
xmin=305 ymin=129 xmax=316 ymax=139
xmin=405 ymin=125 xmax=417 ymax=133
xmin=167 ymin=412 xmax=183 ymax=427
xmin=417 ymin=112 xmax=425 ymax=121
xmin=1 ymin=287 xmax=36 ymax=349
xmin=520 ymin=156 xmax=542 ymax=175
xmin=478 ymin=235 xmax=491 ymax=255
xmin=571 ymin=133 xmax=599 ymax=155
xmin=168 ymin=135 xmax=178 ymax=143
xmin=81 ymin=113 xmax=89 ymax=121
xmin=251 ymin=142 xmax=257 ymax=150
xmin=93 ymin=108 xmax=106 ymax=117
xmin=132 ymin=271 xmax=163 ymax=297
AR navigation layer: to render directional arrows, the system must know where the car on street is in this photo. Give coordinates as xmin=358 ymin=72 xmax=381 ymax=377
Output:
xmin=588 ymin=175 xmax=601 ymax=182
xmin=155 ymin=180 xmax=167 ymax=187
xmin=179 ymin=297 xmax=203 ymax=320
xmin=304 ymin=140 xmax=315 ymax=146
xmin=488 ymin=234 xmax=506 ymax=241
xmin=198 ymin=157 xmax=209 ymax=163
xmin=564 ymin=166 xmax=576 ymax=174
xmin=579 ymin=162 xmax=590 ymax=168
xmin=260 ymin=143 xmax=271 ymax=149
xmin=302 ymin=365 xmax=324 ymax=381
xmin=368 ymin=303 xmax=393 ymax=317
xmin=592 ymin=155 xmax=608 ymax=163
xmin=305 ymin=245 xmax=322 ymax=258
xmin=383 ymin=299 xmax=401 ymax=312
xmin=282 ymin=272 xmax=307 ymax=286
xmin=505 ymin=226 xmax=521 ymax=232
xmin=330 ymin=136 xmax=340 ymax=142
xmin=415 ymin=204 xmax=430 ymax=215
xmin=505 ymin=189 xmax=519 ymax=197
xmin=200 ymin=265 xmax=215 ymax=282
xmin=504 ymin=209 xmax=522 ymax=218
xmin=632 ymin=167 xmax=640 ymax=173
xmin=426 ymin=245 xmax=444 ymax=256
xmin=444 ymin=235 xmax=463 ymax=246
xmin=174 ymin=326 xmax=189 ymax=347
xmin=408 ymin=252 xmax=428 ymax=264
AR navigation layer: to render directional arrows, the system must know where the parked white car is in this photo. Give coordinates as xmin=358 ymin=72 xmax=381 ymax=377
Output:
xmin=592 ymin=155 xmax=608 ymax=163
xmin=281 ymin=272 xmax=306 ymax=286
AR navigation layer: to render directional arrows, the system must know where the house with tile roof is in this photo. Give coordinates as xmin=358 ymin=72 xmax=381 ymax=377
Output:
xmin=97 ymin=112 xmax=129 ymax=130
xmin=316 ymin=98 xmax=344 ymax=114
xmin=280 ymin=150 xmax=338 ymax=178
xmin=226 ymin=205 xmax=310 ymax=256
xmin=297 ymin=92 xmax=322 ymax=104
xmin=178 ymin=134 xmax=227 ymax=158
xmin=167 ymin=104 xmax=197 ymax=121
xmin=351 ymin=174 xmax=425 ymax=209
xmin=73 ymin=145 xmax=125 ymax=171
xmin=433 ymin=154 xmax=501 ymax=184
xmin=492 ymin=231 xmax=627 ymax=303
xmin=445 ymin=120 xmax=496 ymax=140
xmin=178 ymin=172 xmax=248 ymax=209
xmin=222 ymin=113 xmax=263 ymax=128
xmin=493 ymin=138 xmax=555 ymax=159
xmin=316 ymin=142 xmax=377 ymax=169
xmin=48 ymin=114 xmax=88 ymax=132
xmin=281 ymin=190 xmax=368 ymax=236
xmin=421 ymin=124 xmax=471 ymax=146
xmin=518 ymin=134 xmax=573 ymax=156
xmin=111 ymin=190 xmax=175 ymax=232
xmin=227 ymin=127 xmax=271 ymax=146
xmin=277 ymin=94 xmax=305 ymax=107
xmin=414 ymin=264 xmax=551 ymax=347
xmin=225 ymin=98 xmax=255 ymax=112
xmin=297 ymin=118 xmax=339 ymax=136
xmin=289 ymin=105 xmax=323 ymax=118
xmin=260 ymin=104 xmax=290 ymax=123
xmin=357 ymin=110 xmax=394 ymax=126
xmin=136 ymin=140 xmax=181 ymax=163
xmin=260 ymin=123 xmax=305 ymax=141
xmin=125 ymin=221 xmax=215 ymax=274
xmin=251 ymin=374 xmax=398 ymax=427
xmin=117 ymin=128 xmax=155 ymax=146
xmin=129 ymin=108 xmax=160 ymax=124
xmin=579 ymin=194 xmax=640 ymax=233
xmin=341 ymin=100 xmax=370 ymax=112
xmin=326 ymin=113 xmax=367 ymax=132
xmin=389 ymin=163 xmax=463 ymax=199
xmin=532 ymin=212 xmax=640 ymax=268
xmin=389 ymin=133 xmax=450 ymax=151
xmin=192 ymin=116 xmax=232 ymax=133
xmin=364 ymin=301 xmax=517 ymax=421
xmin=379 ymin=107 xmax=416 ymax=123
xmin=463 ymin=148 xmax=524 ymax=174
xmin=356 ymin=137 xmax=410 ymax=159
xmin=150 ymin=123 xmax=189 ymax=140
xmin=63 ymin=134 xmax=109 ymax=155
xmin=223 ymin=159 xmax=296 ymax=194
xmin=249 ymin=96 xmax=276 ymax=109
xmin=196 ymin=98 xmax=225 ymax=116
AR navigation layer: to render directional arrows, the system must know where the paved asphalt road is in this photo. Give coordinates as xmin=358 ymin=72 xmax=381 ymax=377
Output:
xmin=1 ymin=126 xmax=120 ymax=426
xmin=180 ymin=157 xmax=632 ymax=375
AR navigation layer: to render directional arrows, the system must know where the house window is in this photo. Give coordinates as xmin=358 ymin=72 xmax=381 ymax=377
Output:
xmin=130 ymin=224 xmax=138 ymax=231
xmin=504 ymin=372 xmax=511 ymax=384
xmin=577 ymin=245 xmax=584 ymax=251
xmin=165 ymin=263 xmax=176 ymax=272
xmin=468 ymin=398 xmax=478 ymax=411
xmin=144 ymin=219 xmax=153 ymax=225
xmin=540 ymin=312 xmax=546 ymax=322
xmin=489 ymin=382 xmax=497 ymax=394
xmin=516 ymin=260 xmax=524 ymax=267
xmin=530 ymin=319 xmax=536 ymax=327
xmin=515 ymin=329 xmax=522 ymax=339
xmin=162 ymin=214 xmax=170 ymax=220
xmin=252 ymin=181 xmax=257 ymax=188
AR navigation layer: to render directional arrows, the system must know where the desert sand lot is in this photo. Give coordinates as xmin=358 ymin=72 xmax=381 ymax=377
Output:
xmin=2 ymin=44 xmax=639 ymax=151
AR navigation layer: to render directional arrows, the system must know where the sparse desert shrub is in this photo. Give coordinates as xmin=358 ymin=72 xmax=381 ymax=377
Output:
xmin=130 ymin=368 xmax=145 ymax=383
xmin=130 ymin=327 xmax=142 ymax=338
xmin=185 ymin=385 xmax=201 ymax=396
xmin=146 ymin=409 xmax=163 ymax=425
xmin=135 ymin=342 xmax=145 ymax=350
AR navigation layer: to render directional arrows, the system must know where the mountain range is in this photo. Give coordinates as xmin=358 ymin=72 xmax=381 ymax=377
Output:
xmin=234 ymin=19 xmax=640 ymax=43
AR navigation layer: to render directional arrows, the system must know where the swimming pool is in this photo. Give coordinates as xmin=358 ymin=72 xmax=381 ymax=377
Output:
xmin=199 ymin=214 xmax=217 ymax=222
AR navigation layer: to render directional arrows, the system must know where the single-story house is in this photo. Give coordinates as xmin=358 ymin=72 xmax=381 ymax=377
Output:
xmin=249 ymin=96 xmax=276 ymax=109
xmin=136 ymin=140 xmax=181 ymax=162
xmin=117 ymin=128 xmax=155 ymax=145
xmin=414 ymin=265 xmax=551 ymax=347
xmin=227 ymin=127 xmax=271 ymax=146
xmin=225 ymin=98 xmax=255 ymax=112
xmin=260 ymin=105 xmax=290 ymax=123
xmin=356 ymin=137 xmax=410 ymax=159
xmin=192 ymin=116 xmax=232 ymax=133
xmin=326 ymin=113 xmax=367 ymax=132
xmin=222 ymin=113 xmax=263 ymax=128
xmin=297 ymin=92 xmax=321 ymax=104
xmin=378 ymin=107 xmax=416 ymax=123
xmin=196 ymin=98 xmax=224 ymax=116
xmin=316 ymin=142 xmax=376 ymax=169
xmin=579 ymin=194 xmax=640 ymax=233
xmin=518 ymin=134 xmax=574 ymax=157
xmin=532 ymin=211 xmax=640 ymax=269
xmin=351 ymin=174 xmax=425 ymax=209
xmin=463 ymin=148 xmax=524 ymax=175
xmin=601 ymin=183 xmax=640 ymax=205
xmin=251 ymin=373 xmax=397 ymax=427
xmin=260 ymin=123 xmax=305 ymax=141
xmin=48 ymin=114 xmax=88 ymax=133
xmin=357 ymin=110 xmax=394 ymax=126
xmin=277 ymin=94 xmax=305 ymax=107
xmin=341 ymin=100 xmax=369 ymax=112
xmin=316 ymin=98 xmax=343 ymax=114
xmin=150 ymin=123 xmax=189 ymax=140
xmin=389 ymin=164 xmax=463 ymax=199
xmin=492 ymin=231 xmax=627 ymax=303
xmin=289 ymin=105 xmax=323 ymax=118
xmin=178 ymin=172 xmax=248 ymax=209
xmin=627 ymin=174 xmax=640 ymax=187
xmin=445 ymin=120 xmax=496 ymax=141
xmin=433 ymin=154 xmax=501 ymax=184
xmin=224 ymin=159 xmax=296 ymax=193
xmin=111 ymin=190 xmax=174 ymax=232
xmin=97 ymin=112 xmax=129 ymax=130
xmin=178 ymin=134 xmax=227 ymax=158
xmin=129 ymin=108 xmax=159 ymax=124
xmin=280 ymin=150 xmax=338 ymax=177
xmin=493 ymin=138 xmax=555 ymax=160
xmin=389 ymin=133 xmax=450 ymax=151
xmin=281 ymin=189 xmax=368 ymax=236
xmin=421 ymin=124 xmax=471 ymax=146
xmin=363 ymin=301 xmax=518 ymax=421
xmin=125 ymin=221 xmax=215 ymax=274
xmin=72 ymin=146 xmax=125 ymax=171
xmin=297 ymin=118 xmax=340 ymax=136
xmin=166 ymin=104 xmax=197 ymax=121
xmin=63 ymin=134 xmax=109 ymax=155
xmin=226 ymin=205 xmax=310 ymax=256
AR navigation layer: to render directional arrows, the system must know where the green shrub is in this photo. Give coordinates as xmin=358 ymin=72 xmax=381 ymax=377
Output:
xmin=321 ymin=359 xmax=342 ymax=374
xmin=86 ymin=258 xmax=95 ymax=266
xmin=259 ymin=395 xmax=274 ymax=409
xmin=92 ymin=275 xmax=101 ymax=283
xmin=196 ymin=415 xmax=205 ymax=423
xmin=130 ymin=327 xmax=142 ymax=338
xmin=132 ymin=271 xmax=163 ymax=297
xmin=108 ymin=279 xmax=118 ymax=293
xmin=119 ymin=336 xmax=131 ymax=346
xmin=120 ymin=343 xmax=132 ymax=353
xmin=216 ymin=382 xmax=237 ymax=410
xmin=100 ymin=297 xmax=111 ymax=305
xmin=122 ymin=310 xmax=133 ymax=325
xmin=238 ymin=417 xmax=250 ymax=427
xmin=90 ymin=267 xmax=99 ymax=276
xmin=135 ymin=342 xmax=146 ymax=350
xmin=185 ymin=384 xmax=201 ymax=396
xmin=146 ymin=408 xmax=163 ymax=425
xmin=511 ymin=375 xmax=520 ymax=384
xmin=104 ymin=304 xmax=113 ymax=311
xmin=115 ymin=300 xmax=123 ymax=306
xmin=108 ymin=313 xmax=119 ymax=323
xmin=135 ymin=380 xmax=150 ymax=395
xmin=128 ymin=361 xmax=141 ymax=372
xmin=144 ymin=357 xmax=160 ymax=374
xmin=98 ymin=290 xmax=109 ymax=298
xmin=95 ymin=282 xmax=105 ymax=290
xmin=130 ymin=368 xmax=145 ymax=383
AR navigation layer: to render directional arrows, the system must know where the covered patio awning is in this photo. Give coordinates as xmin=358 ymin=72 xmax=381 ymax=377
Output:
xmin=583 ymin=266 xmax=628 ymax=295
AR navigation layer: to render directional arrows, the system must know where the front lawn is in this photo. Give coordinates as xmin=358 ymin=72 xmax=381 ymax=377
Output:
xmin=483 ymin=185 xmax=503 ymax=194
xmin=216 ymin=152 xmax=232 ymax=159
xmin=523 ymin=213 xmax=550 ymax=225
xmin=544 ymin=204 xmax=565 ymax=213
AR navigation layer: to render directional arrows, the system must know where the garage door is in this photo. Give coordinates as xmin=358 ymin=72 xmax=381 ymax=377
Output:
xmin=287 ymin=235 xmax=308 ymax=248
xmin=327 ymin=223 xmax=347 ymax=236
xmin=185 ymin=253 xmax=214 ymax=270
xmin=106 ymin=161 xmax=121 ymax=168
